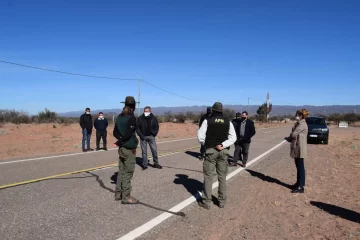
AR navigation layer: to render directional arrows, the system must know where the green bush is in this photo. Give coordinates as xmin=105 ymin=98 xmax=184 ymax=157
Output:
xmin=37 ymin=108 xmax=58 ymax=123
xmin=174 ymin=113 xmax=186 ymax=123
xmin=0 ymin=109 xmax=31 ymax=124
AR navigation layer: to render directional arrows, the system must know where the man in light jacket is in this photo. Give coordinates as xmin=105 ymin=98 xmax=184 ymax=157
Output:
xmin=198 ymin=102 xmax=237 ymax=209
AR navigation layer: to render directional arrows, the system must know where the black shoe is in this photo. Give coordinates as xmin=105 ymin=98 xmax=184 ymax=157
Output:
xmin=96 ymin=148 xmax=100 ymax=151
xmin=199 ymin=202 xmax=210 ymax=210
xmin=82 ymin=149 xmax=87 ymax=152
xmin=290 ymin=183 xmax=299 ymax=189
xmin=114 ymin=192 xmax=122 ymax=201
xmin=291 ymin=187 xmax=304 ymax=193
xmin=103 ymin=147 xmax=108 ymax=151
xmin=229 ymin=162 xmax=238 ymax=167
xmin=142 ymin=166 xmax=148 ymax=170
xmin=153 ymin=163 xmax=162 ymax=169
xmin=87 ymin=148 xmax=94 ymax=151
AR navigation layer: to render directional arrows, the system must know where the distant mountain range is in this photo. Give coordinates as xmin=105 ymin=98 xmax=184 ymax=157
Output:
xmin=60 ymin=105 xmax=360 ymax=117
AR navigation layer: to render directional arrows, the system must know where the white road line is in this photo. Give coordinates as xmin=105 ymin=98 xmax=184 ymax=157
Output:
xmin=117 ymin=140 xmax=287 ymax=240
xmin=0 ymin=137 xmax=197 ymax=165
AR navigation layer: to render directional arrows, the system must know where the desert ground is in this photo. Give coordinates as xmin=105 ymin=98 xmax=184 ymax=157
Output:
xmin=142 ymin=126 xmax=360 ymax=240
xmin=0 ymin=122 xmax=288 ymax=161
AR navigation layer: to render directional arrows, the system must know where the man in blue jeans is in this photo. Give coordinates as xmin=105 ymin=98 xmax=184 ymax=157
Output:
xmin=79 ymin=107 xmax=94 ymax=152
xmin=136 ymin=106 xmax=162 ymax=170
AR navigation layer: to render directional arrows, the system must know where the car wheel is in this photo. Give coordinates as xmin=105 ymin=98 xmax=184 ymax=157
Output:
xmin=323 ymin=139 xmax=329 ymax=145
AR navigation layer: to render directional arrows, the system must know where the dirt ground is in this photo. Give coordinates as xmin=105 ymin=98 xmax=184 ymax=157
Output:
xmin=144 ymin=127 xmax=360 ymax=240
xmin=0 ymin=122 xmax=287 ymax=160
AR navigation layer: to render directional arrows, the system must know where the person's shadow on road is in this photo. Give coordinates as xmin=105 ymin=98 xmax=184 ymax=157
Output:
xmin=174 ymin=174 xmax=203 ymax=200
xmin=173 ymin=174 xmax=219 ymax=205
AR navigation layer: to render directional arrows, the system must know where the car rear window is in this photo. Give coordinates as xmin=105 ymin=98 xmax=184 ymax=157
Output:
xmin=306 ymin=118 xmax=326 ymax=125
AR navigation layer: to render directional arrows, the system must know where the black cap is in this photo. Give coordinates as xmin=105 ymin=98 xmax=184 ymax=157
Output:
xmin=212 ymin=102 xmax=223 ymax=112
xmin=121 ymin=96 xmax=136 ymax=105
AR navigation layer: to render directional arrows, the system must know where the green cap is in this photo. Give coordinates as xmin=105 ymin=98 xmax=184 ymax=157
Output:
xmin=121 ymin=96 xmax=136 ymax=105
xmin=212 ymin=102 xmax=223 ymax=112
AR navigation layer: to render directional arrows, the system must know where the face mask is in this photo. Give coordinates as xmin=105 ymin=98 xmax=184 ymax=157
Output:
xmin=99 ymin=116 xmax=104 ymax=119
xmin=241 ymin=117 xmax=246 ymax=121
xmin=295 ymin=116 xmax=300 ymax=122
xmin=144 ymin=112 xmax=151 ymax=117
xmin=86 ymin=112 xmax=90 ymax=115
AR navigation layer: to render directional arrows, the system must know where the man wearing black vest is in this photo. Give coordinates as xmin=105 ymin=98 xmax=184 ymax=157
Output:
xmin=198 ymin=106 xmax=212 ymax=160
xmin=230 ymin=111 xmax=256 ymax=168
xmin=197 ymin=102 xmax=237 ymax=209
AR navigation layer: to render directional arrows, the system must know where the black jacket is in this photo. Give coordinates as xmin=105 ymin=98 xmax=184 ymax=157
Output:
xmin=136 ymin=113 xmax=159 ymax=139
xmin=232 ymin=118 xmax=256 ymax=143
xmin=199 ymin=113 xmax=211 ymax=128
xmin=79 ymin=113 xmax=93 ymax=132
xmin=94 ymin=117 xmax=108 ymax=131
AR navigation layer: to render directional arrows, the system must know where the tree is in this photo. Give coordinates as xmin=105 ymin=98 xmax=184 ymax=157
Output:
xmin=222 ymin=108 xmax=236 ymax=120
xmin=174 ymin=113 xmax=186 ymax=123
xmin=256 ymin=103 xmax=273 ymax=122
xmin=328 ymin=113 xmax=343 ymax=124
xmin=186 ymin=111 xmax=195 ymax=120
xmin=344 ymin=113 xmax=358 ymax=124
xmin=164 ymin=111 xmax=173 ymax=122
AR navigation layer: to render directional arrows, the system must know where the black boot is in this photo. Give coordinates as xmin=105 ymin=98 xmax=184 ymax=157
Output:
xmin=291 ymin=187 xmax=304 ymax=193
xmin=153 ymin=163 xmax=163 ymax=169
xmin=114 ymin=191 xmax=122 ymax=201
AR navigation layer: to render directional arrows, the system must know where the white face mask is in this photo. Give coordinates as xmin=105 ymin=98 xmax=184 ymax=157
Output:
xmin=86 ymin=111 xmax=90 ymax=115
xmin=99 ymin=115 xmax=104 ymax=119
xmin=144 ymin=112 xmax=151 ymax=117
xmin=295 ymin=116 xmax=300 ymax=122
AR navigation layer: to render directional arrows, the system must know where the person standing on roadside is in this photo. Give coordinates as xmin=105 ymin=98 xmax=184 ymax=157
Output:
xmin=136 ymin=106 xmax=162 ymax=170
xmin=198 ymin=102 xmax=237 ymax=209
xmin=285 ymin=109 xmax=309 ymax=193
xmin=198 ymin=106 xmax=212 ymax=160
xmin=79 ymin=107 xmax=94 ymax=152
xmin=113 ymin=96 xmax=139 ymax=204
xmin=230 ymin=111 xmax=256 ymax=168
xmin=94 ymin=112 xmax=109 ymax=151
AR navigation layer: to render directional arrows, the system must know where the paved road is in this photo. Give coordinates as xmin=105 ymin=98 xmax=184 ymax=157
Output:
xmin=0 ymin=126 xmax=290 ymax=240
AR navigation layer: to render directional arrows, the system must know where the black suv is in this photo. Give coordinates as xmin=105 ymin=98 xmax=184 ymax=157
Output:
xmin=306 ymin=117 xmax=329 ymax=144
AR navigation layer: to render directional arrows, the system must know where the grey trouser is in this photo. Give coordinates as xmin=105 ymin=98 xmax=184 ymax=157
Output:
xmin=140 ymin=136 xmax=159 ymax=167
xmin=233 ymin=142 xmax=250 ymax=164
xmin=203 ymin=148 xmax=229 ymax=205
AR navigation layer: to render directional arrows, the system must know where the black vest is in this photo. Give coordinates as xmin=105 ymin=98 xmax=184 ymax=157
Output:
xmin=205 ymin=114 xmax=230 ymax=148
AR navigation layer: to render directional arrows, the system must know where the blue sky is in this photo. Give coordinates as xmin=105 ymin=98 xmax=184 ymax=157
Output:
xmin=1 ymin=0 xmax=359 ymax=114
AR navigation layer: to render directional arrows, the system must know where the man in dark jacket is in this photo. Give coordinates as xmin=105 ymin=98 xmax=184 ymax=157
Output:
xmin=79 ymin=107 xmax=94 ymax=152
xmin=113 ymin=96 xmax=139 ymax=204
xmin=198 ymin=106 xmax=212 ymax=160
xmin=230 ymin=111 xmax=256 ymax=167
xmin=94 ymin=112 xmax=109 ymax=151
xmin=136 ymin=106 xmax=161 ymax=170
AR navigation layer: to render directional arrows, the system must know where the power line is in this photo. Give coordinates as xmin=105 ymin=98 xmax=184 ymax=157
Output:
xmin=0 ymin=60 xmax=214 ymax=103
xmin=141 ymin=80 xmax=213 ymax=103
xmin=0 ymin=60 xmax=140 ymax=81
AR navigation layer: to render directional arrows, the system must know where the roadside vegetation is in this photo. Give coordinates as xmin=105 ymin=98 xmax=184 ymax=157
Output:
xmin=1 ymin=107 xmax=359 ymax=126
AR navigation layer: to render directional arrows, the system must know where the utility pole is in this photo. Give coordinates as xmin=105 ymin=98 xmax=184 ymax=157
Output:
xmin=247 ymin=97 xmax=251 ymax=110
xmin=266 ymin=92 xmax=270 ymax=122
xmin=138 ymin=79 xmax=141 ymax=117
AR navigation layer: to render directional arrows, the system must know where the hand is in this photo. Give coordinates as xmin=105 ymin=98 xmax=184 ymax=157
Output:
xmin=216 ymin=144 xmax=224 ymax=151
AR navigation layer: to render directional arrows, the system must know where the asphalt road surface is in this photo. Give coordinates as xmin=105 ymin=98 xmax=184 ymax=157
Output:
xmin=0 ymin=126 xmax=290 ymax=240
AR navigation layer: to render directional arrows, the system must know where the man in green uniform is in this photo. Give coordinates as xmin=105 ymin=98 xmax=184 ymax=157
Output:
xmin=113 ymin=96 xmax=139 ymax=204
xmin=197 ymin=102 xmax=237 ymax=209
